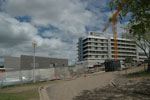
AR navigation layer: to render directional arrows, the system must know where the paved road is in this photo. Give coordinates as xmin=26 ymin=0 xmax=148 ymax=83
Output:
xmin=46 ymin=72 xmax=117 ymax=100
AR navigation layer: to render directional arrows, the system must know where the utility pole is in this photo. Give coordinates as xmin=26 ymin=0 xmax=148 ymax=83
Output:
xmin=32 ymin=41 xmax=37 ymax=83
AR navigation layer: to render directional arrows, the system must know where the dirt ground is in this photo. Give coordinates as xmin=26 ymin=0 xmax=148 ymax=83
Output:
xmin=73 ymin=77 xmax=150 ymax=100
xmin=46 ymin=66 xmax=147 ymax=100
xmin=46 ymin=72 xmax=117 ymax=100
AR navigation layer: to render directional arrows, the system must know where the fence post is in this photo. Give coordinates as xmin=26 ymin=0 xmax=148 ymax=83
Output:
xmin=19 ymin=69 xmax=23 ymax=83
xmin=144 ymin=63 xmax=146 ymax=71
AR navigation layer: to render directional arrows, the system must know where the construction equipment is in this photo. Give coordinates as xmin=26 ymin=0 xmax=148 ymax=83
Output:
xmin=102 ymin=2 xmax=125 ymax=60
xmin=104 ymin=60 xmax=121 ymax=72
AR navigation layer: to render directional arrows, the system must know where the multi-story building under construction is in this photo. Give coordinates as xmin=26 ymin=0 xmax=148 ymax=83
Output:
xmin=77 ymin=31 xmax=146 ymax=67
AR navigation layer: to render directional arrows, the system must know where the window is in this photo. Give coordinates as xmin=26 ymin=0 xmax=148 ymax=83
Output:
xmin=95 ymin=55 xmax=98 ymax=58
xmin=95 ymin=39 xmax=97 ymax=41
xmin=88 ymin=55 xmax=91 ymax=58
xmin=90 ymin=32 xmax=94 ymax=35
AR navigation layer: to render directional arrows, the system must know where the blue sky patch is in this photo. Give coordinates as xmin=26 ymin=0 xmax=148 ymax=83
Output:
xmin=36 ymin=25 xmax=60 ymax=39
xmin=15 ymin=16 xmax=31 ymax=22
xmin=37 ymin=25 xmax=59 ymax=33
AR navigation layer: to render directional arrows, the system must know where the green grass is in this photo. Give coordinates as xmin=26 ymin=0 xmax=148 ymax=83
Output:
xmin=0 ymin=80 xmax=63 ymax=100
xmin=128 ymin=71 xmax=150 ymax=78
xmin=1 ymin=79 xmax=61 ymax=89
xmin=0 ymin=88 xmax=39 ymax=100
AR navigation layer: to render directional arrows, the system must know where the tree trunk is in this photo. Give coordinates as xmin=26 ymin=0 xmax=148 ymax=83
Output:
xmin=148 ymin=50 xmax=150 ymax=72
xmin=148 ymin=58 xmax=150 ymax=72
xmin=148 ymin=63 xmax=150 ymax=72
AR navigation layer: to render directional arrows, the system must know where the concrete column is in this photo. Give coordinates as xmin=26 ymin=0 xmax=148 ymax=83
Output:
xmin=136 ymin=45 xmax=139 ymax=62
xmin=79 ymin=38 xmax=83 ymax=61
xmin=107 ymin=36 xmax=112 ymax=59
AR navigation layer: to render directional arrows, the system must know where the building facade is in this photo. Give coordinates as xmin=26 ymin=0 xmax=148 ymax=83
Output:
xmin=4 ymin=55 xmax=68 ymax=71
xmin=78 ymin=31 xmax=146 ymax=67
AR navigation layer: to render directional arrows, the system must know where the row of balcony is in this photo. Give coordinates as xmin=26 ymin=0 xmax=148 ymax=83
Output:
xmin=83 ymin=48 xmax=108 ymax=52
xmin=83 ymin=38 xmax=108 ymax=42
xmin=111 ymin=46 xmax=136 ymax=49
xmin=83 ymin=45 xmax=108 ymax=48
xmin=111 ymin=44 xmax=136 ymax=48
xmin=81 ymin=52 xmax=136 ymax=56
xmin=111 ymin=42 xmax=136 ymax=46
xmin=82 ymin=47 xmax=136 ymax=52
xmin=83 ymin=57 xmax=138 ymax=60
xmin=111 ymin=39 xmax=135 ymax=43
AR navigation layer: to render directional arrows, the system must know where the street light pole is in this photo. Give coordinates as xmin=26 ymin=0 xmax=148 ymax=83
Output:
xmin=32 ymin=41 xmax=37 ymax=83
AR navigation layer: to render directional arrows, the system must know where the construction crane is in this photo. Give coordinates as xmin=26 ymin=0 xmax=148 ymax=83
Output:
xmin=102 ymin=2 xmax=125 ymax=60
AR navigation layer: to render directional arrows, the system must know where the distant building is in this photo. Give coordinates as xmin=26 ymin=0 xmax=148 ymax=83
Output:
xmin=77 ymin=31 xmax=147 ymax=67
xmin=4 ymin=55 xmax=68 ymax=71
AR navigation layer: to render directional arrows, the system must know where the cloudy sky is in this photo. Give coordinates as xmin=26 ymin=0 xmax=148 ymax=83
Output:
xmin=0 ymin=0 xmax=128 ymax=65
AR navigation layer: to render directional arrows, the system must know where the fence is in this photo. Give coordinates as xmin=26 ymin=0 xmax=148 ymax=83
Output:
xmin=0 ymin=66 xmax=103 ymax=87
xmin=0 ymin=68 xmax=56 ymax=87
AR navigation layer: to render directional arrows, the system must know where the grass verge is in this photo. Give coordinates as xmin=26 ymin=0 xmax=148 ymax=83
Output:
xmin=0 ymin=88 xmax=39 ymax=100
xmin=0 ymin=80 xmax=62 ymax=100
xmin=128 ymin=71 xmax=150 ymax=78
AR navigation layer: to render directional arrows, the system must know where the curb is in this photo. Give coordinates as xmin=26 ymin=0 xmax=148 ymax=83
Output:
xmin=38 ymin=86 xmax=43 ymax=100
xmin=109 ymin=78 xmax=117 ymax=87
xmin=39 ymin=85 xmax=52 ymax=100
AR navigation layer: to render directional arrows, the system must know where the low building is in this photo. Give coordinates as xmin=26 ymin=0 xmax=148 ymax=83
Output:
xmin=4 ymin=55 xmax=68 ymax=71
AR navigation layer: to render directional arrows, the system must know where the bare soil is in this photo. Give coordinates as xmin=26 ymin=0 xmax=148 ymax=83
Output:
xmin=73 ymin=78 xmax=150 ymax=100
xmin=46 ymin=66 xmax=147 ymax=100
xmin=46 ymin=72 xmax=117 ymax=100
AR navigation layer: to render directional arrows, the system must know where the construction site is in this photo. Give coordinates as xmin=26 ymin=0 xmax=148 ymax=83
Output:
xmin=0 ymin=0 xmax=150 ymax=100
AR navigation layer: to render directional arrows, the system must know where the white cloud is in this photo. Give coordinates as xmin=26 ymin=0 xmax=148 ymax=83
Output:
xmin=0 ymin=12 xmax=36 ymax=46
xmin=0 ymin=12 xmax=78 ymax=64
xmin=0 ymin=0 xmax=126 ymax=65
xmin=4 ymin=0 xmax=93 ymax=37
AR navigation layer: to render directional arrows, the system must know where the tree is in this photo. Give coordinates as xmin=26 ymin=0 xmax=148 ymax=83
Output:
xmin=125 ymin=56 xmax=133 ymax=63
xmin=109 ymin=0 xmax=150 ymax=71
xmin=124 ymin=56 xmax=133 ymax=68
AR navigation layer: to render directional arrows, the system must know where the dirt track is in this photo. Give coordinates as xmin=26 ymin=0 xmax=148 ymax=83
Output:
xmin=46 ymin=66 xmax=146 ymax=100
xmin=46 ymin=72 xmax=117 ymax=100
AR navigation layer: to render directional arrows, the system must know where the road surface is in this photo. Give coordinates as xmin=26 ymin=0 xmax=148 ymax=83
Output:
xmin=46 ymin=72 xmax=117 ymax=100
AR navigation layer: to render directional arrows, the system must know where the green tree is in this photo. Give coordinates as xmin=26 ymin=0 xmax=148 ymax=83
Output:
xmin=125 ymin=56 xmax=133 ymax=63
xmin=109 ymin=0 xmax=150 ymax=71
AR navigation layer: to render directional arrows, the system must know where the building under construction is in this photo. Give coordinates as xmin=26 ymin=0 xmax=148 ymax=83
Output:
xmin=77 ymin=31 xmax=147 ymax=67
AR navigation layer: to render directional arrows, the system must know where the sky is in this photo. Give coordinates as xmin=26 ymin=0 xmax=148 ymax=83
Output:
xmin=0 ymin=0 xmax=128 ymax=65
